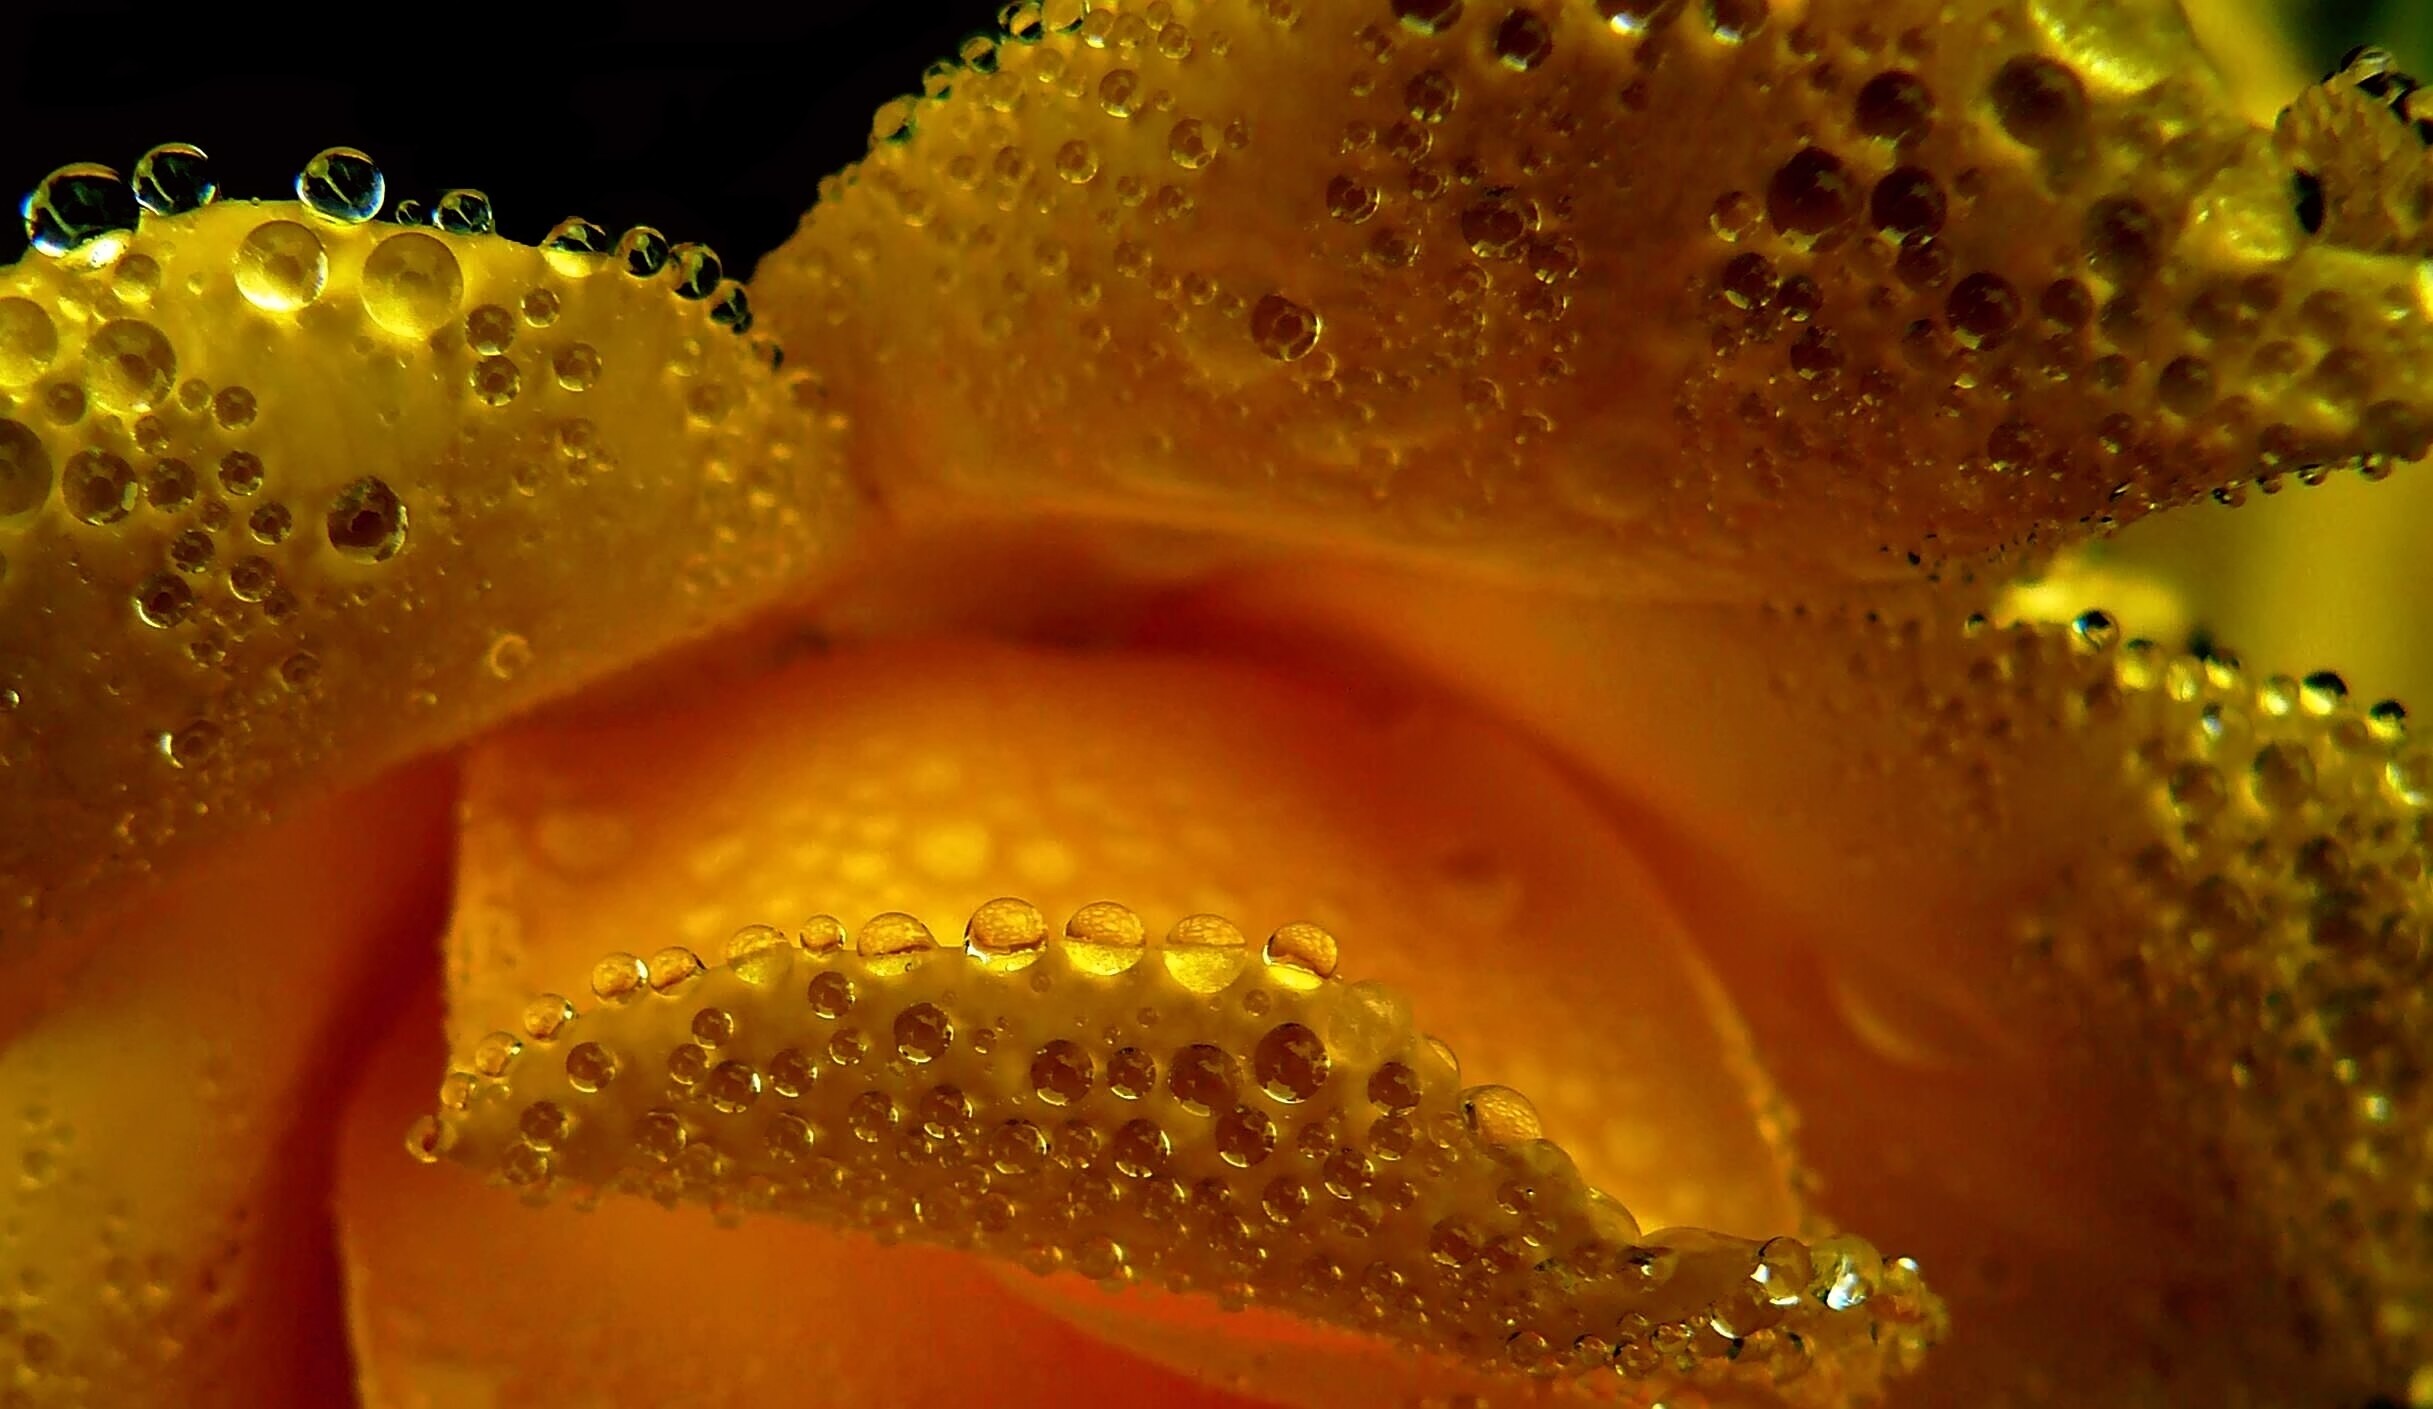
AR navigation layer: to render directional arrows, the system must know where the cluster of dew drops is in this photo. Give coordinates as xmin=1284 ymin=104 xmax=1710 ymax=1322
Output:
xmin=6 ymin=143 xmax=761 ymax=768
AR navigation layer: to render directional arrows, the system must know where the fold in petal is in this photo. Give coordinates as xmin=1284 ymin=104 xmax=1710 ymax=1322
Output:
xmin=760 ymin=0 xmax=2433 ymax=597
xmin=418 ymin=637 xmax=1942 ymax=1401
xmin=0 ymin=763 xmax=450 ymax=1408
xmin=1165 ymin=559 xmax=2433 ymax=1402
xmin=0 ymin=201 xmax=854 ymax=946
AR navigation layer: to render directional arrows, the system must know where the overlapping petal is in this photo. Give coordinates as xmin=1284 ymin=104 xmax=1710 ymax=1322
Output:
xmin=760 ymin=0 xmax=2433 ymax=597
xmin=1165 ymin=558 xmax=2433 ymax=1402
xmin=0 ymin=766 xmax=449 ymax=1408
xmin=0 ymin=200 xmax=854 ymax=948
xmin=410 ymin=639 xmax=1941 ymax=1401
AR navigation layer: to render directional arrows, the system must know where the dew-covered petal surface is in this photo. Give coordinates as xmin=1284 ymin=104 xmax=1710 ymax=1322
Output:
xmin=338 ymin=983 xmax=1285 ymax=1409
xmin=1167 ymin=558 xmax=2433 ymax=1404
xmin=759 ymin=0 xmax=2433 ymax=598
xmin=415 ymin=637 xmax=1943 ymax=1403
xmin=0 ymin=199 xmax=853 ymax=946
xmin=0 ymin=765 xmax=450 ymax=1409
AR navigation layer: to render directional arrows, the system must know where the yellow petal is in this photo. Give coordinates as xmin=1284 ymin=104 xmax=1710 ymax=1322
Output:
xmin=421 ymin=638 xmax=1940 ymax=1401
xmin=759 ymin=0 xmax=2433 ymax=594
xmin=1169 ymin=558 xmax=2433 ymax=1401
xmin=0 ymin=763 xmax=450 ymax=1408
xmin=0 ymin=199 xmax=854 ymax=945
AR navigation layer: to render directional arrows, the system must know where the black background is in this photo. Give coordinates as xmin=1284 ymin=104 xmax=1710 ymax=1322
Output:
xmin=0 ymin=1 xmax=986 ymax=272
xmin=0 ymin=1 xmax=2410 ymax=272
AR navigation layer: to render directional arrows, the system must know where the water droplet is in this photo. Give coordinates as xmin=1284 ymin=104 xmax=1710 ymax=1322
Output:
xmin=361 ymin=232 xmax=464 ymax=339
xmin=0 ymin=299 xmax=58 ymax=389
xmin=434 ymin=189 xmax=495 ymax=236
xmin=1459 ymin=1084 xmax=1542 ymax=1146
xmin=132 ymin=144 xmax=216 ymax=216
xmin=1250 ymin=293 xmax=1321 ymax=361
xmin=1491 ymin=8 xmax=1553 ymax=69
xmin=806 ymin=969 xmax=857 ymax=1020
xmin=463 ymin=304 xmax=517 ymax=356
xmin=132 ymin=570 xmax=194 ymax=628
xmin=1766 ymin=147 xmax=1856 ymax=245
xmin=1030 ymin=1040 xmax=1094 ymax=1104
xmin=296 ymin=147 xmax=385 ymax=224
xmin=1062 ymin=901 xmax=1147 ymax=974
xmin=541 ymin=217 xmax=610 ymax=276
xmin=1989 ymin=55 xmax=2087 ymax=152
xmin=856 ymin=913 xmax=939 ymax=966
xmin=0 ymin=419 xmax=52 ymax=521
xmin=966 ymin=896 xmax=1049 ymax=970
xmin=217 ymin=449 xmax=264 ymax=496
xmin=1163 ymin=913 xmax=1249 ymax=994
xmin=708 ymin=281 xmax=754 ymax=335
xmin=82 ymin=319 xmax=176 ymax=414
xmin=1853 ymin=71 xmax=1933 ymax=142
xmin=23 ymin=164 xmax=137 ymax=259
xmin=1054 ymin=139 xmax=1101 ymax=184
xmin=325 ymin=475 xmax=408 ymax=562
xmin=470 ymin=355 xmax=521 ymax=407
xmin=1868 ymin=168 xmax=1946 ymax=238
xmin=1255 ymin=1022 xmax=1331 ymax=1102
xmin=1262 ymin=922 xmax=1339 ymax=986
xmin=1946 ymin=272 xmax=2022 ymax=349
xmin=670 ymin=243 xmax=722 ymax=300
xmin=1168 ymin=118 xmax=1217 ymax=170
xmin=64 ymin=449 xmax=137 ymax=525
xmin=893 ymin=1003 xmax=954 ymax=1063
xmin=233 ymin=220 xmax=329 ymax=312
xmin=616 ymin=226 xmax=671 ymax=279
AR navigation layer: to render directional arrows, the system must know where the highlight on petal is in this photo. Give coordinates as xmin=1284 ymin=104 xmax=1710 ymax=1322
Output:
xmin=417 ymin=902 xmax=1942 ymax=1400
xmin=1166 ymin=559 xmax=2433 ymax=1402
xmin=760 ymin=0 xmax=2433 ymax=595
xmin=0 ymin=764 xmax=450 ymax=1409
xmin=0 ymin=168 xmax=855 ymax=942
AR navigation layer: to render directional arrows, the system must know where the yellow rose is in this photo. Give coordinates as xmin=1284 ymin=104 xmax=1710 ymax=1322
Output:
xmin=1 ymin=3 xmax=2428 ymax=1406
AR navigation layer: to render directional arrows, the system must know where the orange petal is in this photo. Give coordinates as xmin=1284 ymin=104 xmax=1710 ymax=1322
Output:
xmin=422 ymin=637 xmax=1938 ymax=1401
xmin=0 ymin=762 xmax=450 ymax=1408
xmin=0 ymin=199 xmax=853 ymax=945
xmin=1167 ymin=558 xmax=2433 ymax=1402
xmin=759 ymin=0 xmax=2433 ymax=594
xmin=338 ymin=981 xmax=1276 ymax=1409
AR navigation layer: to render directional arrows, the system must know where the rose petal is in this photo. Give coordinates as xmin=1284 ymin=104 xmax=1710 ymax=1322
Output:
xmin=419 ymin=638 xmax=1940 ymax=1401
xmin=1169 ymin=558 xmax=2433 ymax=1401
xmin=759 ymin=0 xmax=2433 ymax=596
xmin=0 ymin=764 xmax=449 ymax=1408
xmin=338 ymin=982 xmax=1275 ymax=1409
xmin=0 ymin=202 xmax=853 ymax=945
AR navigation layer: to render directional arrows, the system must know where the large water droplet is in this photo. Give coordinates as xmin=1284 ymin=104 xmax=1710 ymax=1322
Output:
xmin=131 ymin=143 xmax=216 ymax=216
xmin=361 ymin=232 xmax=465 ymax=339
xmin=670 ymin=243 xmax=723 ymax=300
xmin=233 ymin=220 xmax=329 ymax=312
xmin=0 ymin=299 xmax=58 ymax=389
xmin=297 ymin=147 xmax=385 ymax=224
xmin=542 ymin=217 xmax=610 ymax=276
xmin=22 ymin=164 xmax=137 ymax=259
xmin=434 ymin=189 xmax=495 ymax=236
xmin=325 ymin=475 xmax=409 ymax=562
xmin=81 ymin=320 xmax=177 ymax=414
